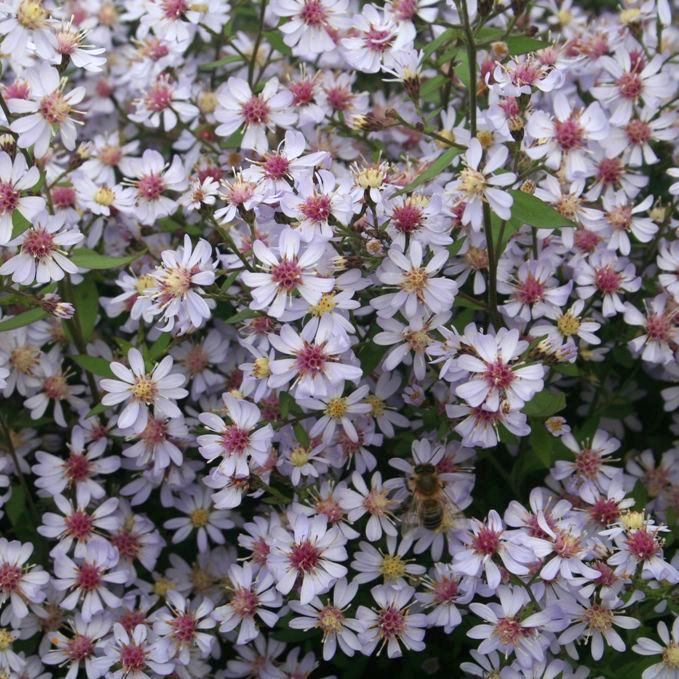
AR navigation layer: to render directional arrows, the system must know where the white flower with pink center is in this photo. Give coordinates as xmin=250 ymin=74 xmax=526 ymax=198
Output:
xmin=591 ymin=47 xmax=671 ymax=125
xmin=454 ymin=326 xmax=544 ymax=413
xmin=632 ymin=619 xmax=679 ymax=677
xmin=525 ymin=93 xmax=608 ymax=178
xmin=341 ymin=5 xmax=415 ymax=74
xmin=130 ymin=74 xmax=199 ymax=130
xmin=0 ymin=213 xmax=83 ymax=286
xmin=446 ymin=139 xmax=516 ymax=230
xmin=271 ymin=0 xmax=349 ymax=57
xmin=0 ymin=538 xmax=49 ymax=621
xmin=491 ymin=55 xmax=565 ymax=97
xmin=53 ymin=539 xmax=128 ymax=622
xmin=0 ymin=151 xmax=45 ymax=245
xmin=9 ymin=63 xmax=85 ymax=157
xmin=356 ymin=584 xmax=426 ymax=658
xmin=100 ymin=348 xmax=188 ymax=434
xmin=268 ymin=322 xmax=362 ymax=398
xmin=241 ymin=228 xmax=334 ymax=319
xmin=213 ymin=562 xmax=282 ymax=644
xmin=123 ymin=149 xmax=188 ymax=225
xmin=447 ymin=401 xmax=530 ymax=449
xmin=289 ymin=578 xmax=365 ymax=661
xmin=268 ymin=513 xmax=348 ymax=604
xmin=197 ymin=394 xmax=274 ymax=477
xmin=624 ymin=294 xmax=679 ymax=365
xmin=575 ymin=250 xmax=641 ymax=317
xmin=416 ymin=563 xmax=474 ymax=633
xmin=215 ymin=77 xmax=296 ymax=153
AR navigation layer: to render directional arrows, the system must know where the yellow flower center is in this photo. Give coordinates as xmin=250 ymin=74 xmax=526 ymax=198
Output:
xmin=557 ymin=313 xmax=581 ymax=337
xmin=161 ymin=267 xmax=192 ymax=298
xmin=366 ymin=394 xmax=385 ymax=417
xmin=253 ymin=357 xmax=270 ymax=379
xmin=154 ymin=577 xmax=175 ymax=597
xmin=135 ymin=274 xmax=156 ymax=294
xmin=94 ymin=186 xmax=115 ymax=206
xmin=17 ymin=0 xmax=47 ymax=28
xmin=198 ymin=91 xmax=218 ymax=114
xmin=621 ymin=510 xmax=646 ymax=531
xmin=404 ymin=329 xmax=430 ymax=351
xmin=380 ymin=554 xmax=406 ymax=581
xmin=401 ymin=267 xmax=428 ymax=294
xmin=459 ymin=167 xmax=487 ymax=196
xmin=583 ymin=605 xmax=613 ymax=632
xmin=619 ymin=7 xmax=641 ymax=24
xmin=310 ymin=293 xmax=337 ymax=317
xmin=558 ymin=8 xmax=573 ymax=25
xmin=664 ymin=645 xmax=679 ymax=669
xmin=477 ymin=130 xmax=494 ymax=149
xmin=0 ymin=629 xmax=14 ymax=651
xmin=10 ymin=346 xmax=39 ymax=374
xmin=355 ymin=166 xmax=387 ymax=189
xmin=325 ymin=397 xmax=348 ymax=419
xmin=190 ymin=508 xmax=210 ymax=528
xmin=132 ymin=375 xmax=157 ymax=404
xmin=290 ymin=447 xmax=310 ymax=467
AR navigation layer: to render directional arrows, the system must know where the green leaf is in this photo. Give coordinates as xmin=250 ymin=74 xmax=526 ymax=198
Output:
xmin=490 ymin=213 xmax=523 ymax=258
xmin=72 ymin=276 xmax=99 ymax=342
xmin=11 ymin=210 xmax=31 ymax=239
xmin=263 ymin=30 xmax=292 ymax=56
xmin=70 ymin=248 xmax=143 ymax=270
xmin=0 ymin=308 xmax=47 ymax=332
xmin=198 ymin=54 xmax=243 ymax=71
xmin=86 ymin=402 xmax=108 ymax=419
xmin=71 ymin=355 xmax=114 ymax=378
xmin=523 ymin=390 xmax=567 ymax=417
xmin=224 ymin=308 xmax=260 ymax=324
xmin=529 ymin=420 xmax=557 ymax=469
xmin=422 ymin=27 xmax=458 ymax=60
xmin=5 ymin=483 xmax=26 ymax=526
xmin=147 ymin=333 xmax=172 ymax=362
xmin=293 ymin=423 xmax=309 ymax=447
xmin=509 ymin=190 xmax=574 ymax=229
xmin=419 ymin=75 xmax=447 ymax=102
xmin=394 ymin=147 xmax=461 ymax=196
xmin=506 ymin=35 xmax=550 ymax=55
xmin=279 ymin=392 xmax=292 ymax=420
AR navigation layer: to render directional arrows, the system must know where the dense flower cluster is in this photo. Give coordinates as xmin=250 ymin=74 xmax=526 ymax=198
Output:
xmin=0 ymin=0 xmax=678 ymax=676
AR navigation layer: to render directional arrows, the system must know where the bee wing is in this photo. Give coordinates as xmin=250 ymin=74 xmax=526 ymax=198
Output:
xmin=400 ymin=497 xmax=423 ymax=535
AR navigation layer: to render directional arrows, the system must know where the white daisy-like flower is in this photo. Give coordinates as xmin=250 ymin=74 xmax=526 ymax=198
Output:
xmin=0 ymin=151 xmax=45 ymax=245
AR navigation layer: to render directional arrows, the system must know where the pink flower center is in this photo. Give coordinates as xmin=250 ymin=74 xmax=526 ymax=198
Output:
xmin=484 ymin=361 xmax=515 ymax=390
xmin=473 ymin=526 xmax=501 ymax=555
xmin=23 ymin=227 xmax=56 ymax=259
xmin=0 ymin=181 xmax=19 ymax=214
xmin=594 ymin=265 xmax=622 ymax=294
xmin=432 ymin=577 xmax=459 ymax=604
xmin=625 ymin=119 xmax=651 ymax=145
xmin=271 ymin=259 xmax=303 ymax=290
xmin=470 ymin=406 xmax=503 ymax=424
xmin=574 ymin=448 xmax=601 ymax=479
xmin=391 ymin=0 xmax=417 ymax=20
xmin=626 ymin=530 xmax=659 ymax=560
xmin=315 ymin=497 xmax=344 ymax=524
xmin=252 ymin=537 xmax=270 ymax=566
xmin=512 ymin=63 xmax=540 ymax=86
xmin=517 ymin=274 xmax=545 ymax=304
xmin=241 ymin=96 xmax=270 ymax=125
xmin=607 ymin=206 xmax=632 ymax=232
xmin=56 ymin=30 xmax=79 ymax=55
xmin=574 ymin=229 xmax=601 ymax=253
xmin=65 ymin=510 xmax=95 ymax=540
xmin=171 ymin=613 xmax=196 ymax=643
xmin=221 ymin=425 xmax=250 ymax=455
xmin=296 ymin=342 xmax=327 ymax=375
xmin=300 ymin=0 xmax=327 ymax=26
xmin=290 ymin=80 xmax=315 ymax=106
xmin=112 ymin=530 xmax=140 ymax=560
xmin=325 ymin=86 xmax=352 ymax=111
xmin=363 ymin=489 xmax=391 ymax=516
xmin=67 ymin=634 xmax=94 ymax=661
xmin=136 ymin=173 xmax=166 ymax=201
xmin=377 ymin=605 xmax=405 ymax=637
xmin=231 ymin=587 xmax=259 ymax=618
xmin=52 ymin=186 xmax=76 ymax=208
xmin=553 ymin=118 xmax=584 ymax=151
xmin=65 ymin=454 xmax=91 ymax=482
xmin=263 ymin=153 xmax=290 ymax=179
xmin=597 ymin=157 xmax=623 ymax=186
xmin=554 ymin=532 xmax=580 ymax=558
xmin=184 ymin=346 xmax=209 ymax=375
xmin=500 ymin=97 xmax=520 ymax=117
xmin=289 ymin=540 xmax=321 ymax=573
xmin=391 ymin=204 xmax=423 ymax=233
xmin=39 ymin=91 xmax=71 ymax=124
xmin=0 ymin=563 xmax=22 ymax=593
xmin=494 ymin=617 xmax=526 ymax=646
xmin=162 ymin=0 xmax=188 ymax=19
xmin=144 ymin=83 xmax=173 ymax=112
xmin=618 ymin=72 xmax=643 ymax=100
xmin=364 ymin=26 xmax=393 ymax=53
xmin=95 ymin=79 xmax=113 ymax=98
xmin=76 ymin=563 xmax=101 ymax=592
xmin=646 ymin=314 xmax=672 ymax=341
xmin=119 ymin=610 xmax=146 ymax=633
xmin=44 ymin=374 xmax=69 ymax=399
xmin=589 ymin=499 xmax=620 ymax=525
xmin=300 ymin=194 xmax=331 ymax=223
xmin=141 ymin=417 xmax=168 ymax=446
xmin=99 ymin=145 xmax=123 ymax=166
xmin=120 ymin=643 xmax=146 ymax=671
xmin=593 ymin=560 xmax=616 ymax=586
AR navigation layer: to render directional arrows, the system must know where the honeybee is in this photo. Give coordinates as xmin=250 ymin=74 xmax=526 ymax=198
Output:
xmin=401 ymin=463 xmax=458 ymax=533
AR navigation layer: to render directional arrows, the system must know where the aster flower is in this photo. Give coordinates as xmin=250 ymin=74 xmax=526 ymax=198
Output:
xmin=0 ymin=539 xmax=49 ymax=621
xmin=100 ymin=348 xmax=188 ymax=434
xmin=0 ymin=151 xmax=45 ymax=245
xmin=632 ymin=619 xmax=679 ymax=679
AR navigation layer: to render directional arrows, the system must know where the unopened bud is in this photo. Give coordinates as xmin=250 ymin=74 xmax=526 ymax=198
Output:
xmin=40 ymin=293 xmax=75 ymax=319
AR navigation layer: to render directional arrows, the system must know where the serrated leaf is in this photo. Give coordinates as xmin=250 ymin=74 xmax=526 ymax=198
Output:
xmin=394 ymin=147 xmax=461 ymax=196
xmin=0 ymin=308 xmax=48 ymax=332
xmin=506 ymin=35 xmax=550 ymax=55
xmin=510 ymin=190 xmax=574 ymax=229
xmin=199 ymin=54 xmax=243 ymax=71
xmin=70 ymin=248 xmax=142 ymax=270
xmin=71 ymin=355 xmax=114 ymax=378
xmin=523 ymin=390 xmax=567 ymax=417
